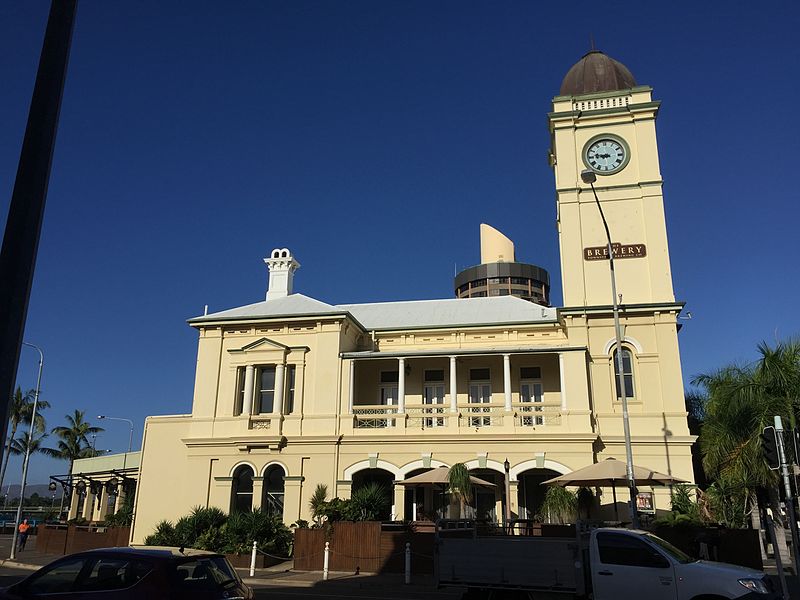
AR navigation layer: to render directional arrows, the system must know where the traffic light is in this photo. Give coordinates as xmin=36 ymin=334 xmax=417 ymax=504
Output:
xmin=761 ymin=426 xmax=780 ymax=470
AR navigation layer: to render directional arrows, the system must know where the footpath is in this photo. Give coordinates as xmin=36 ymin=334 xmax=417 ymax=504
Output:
xmin=239 ymin=561 xmax=453 ymax=593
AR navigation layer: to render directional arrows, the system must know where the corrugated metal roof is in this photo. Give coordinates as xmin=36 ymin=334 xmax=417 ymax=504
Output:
xmin=188 ymin=294 xmax=342 ymax=323
xmin=339 ymin=296 xmax=556 ymax=330
xmin=191 ymin=294 xmax=557 ymax=331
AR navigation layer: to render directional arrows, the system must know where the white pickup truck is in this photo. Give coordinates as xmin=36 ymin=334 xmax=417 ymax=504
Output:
xmin=435 ymin=523 xmax=778 ymax=599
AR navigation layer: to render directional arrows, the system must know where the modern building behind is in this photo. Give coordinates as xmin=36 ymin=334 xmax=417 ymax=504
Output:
xmin=51 ymin=452 xmax=140 ymax=522
xmin=130 ymin=50 xmax=695 ymax=542
xmin=454 ymin=224 xmax=550 ymax=306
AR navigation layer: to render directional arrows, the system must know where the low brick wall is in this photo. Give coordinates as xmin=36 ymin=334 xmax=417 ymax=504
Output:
xmin=36 ymin=525 xmax=131 ymax=556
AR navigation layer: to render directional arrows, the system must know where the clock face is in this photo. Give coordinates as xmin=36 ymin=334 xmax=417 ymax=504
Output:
xmin=585 ymin=138 xmax=627 ymax=174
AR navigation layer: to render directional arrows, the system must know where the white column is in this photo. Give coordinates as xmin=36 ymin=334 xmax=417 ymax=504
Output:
xmin=82 ymin=490 xmax=95 ymax=521
xmin=397 ymin=358 xmax=406 ymax=414
xmin=243 ymin=365 xmax=255 ymax=415
xmin=559 ymin=353 xmax=567 ymax=410
xmin=114 ymin=484 xmax=126 ymax=513
xmin=449 ymin=356 xmax=458 ymax=413
xmin=96 ymin=487 xmax=109 ymax=521
xmin=274 ymin=363 xmax=285 ymax=415
xmin=348 ymin=360 xmax=355 ymax=414
xmin=68 ymin=489 xmax=81 ymax=520
xmin=503 ymin=354 xmax=512 ymax=411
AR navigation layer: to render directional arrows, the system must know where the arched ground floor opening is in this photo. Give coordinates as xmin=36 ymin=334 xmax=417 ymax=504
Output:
xmin=351 ymin=468 xmax=394 ymax=521
xmin=516 ymin=468 xmax=562 ymax=520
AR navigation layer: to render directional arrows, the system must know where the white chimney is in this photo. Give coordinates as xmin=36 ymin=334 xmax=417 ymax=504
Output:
xmin=264 ymin=248 xmax=300 ymax=300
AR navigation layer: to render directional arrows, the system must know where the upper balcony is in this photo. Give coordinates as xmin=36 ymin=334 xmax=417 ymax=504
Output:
xmin=339 ymin=349 xmax=592 ymax=435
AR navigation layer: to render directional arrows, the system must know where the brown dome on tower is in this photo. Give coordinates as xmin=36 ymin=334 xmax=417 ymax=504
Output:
xmin=560 ymin=50 xmax=636 ymax=96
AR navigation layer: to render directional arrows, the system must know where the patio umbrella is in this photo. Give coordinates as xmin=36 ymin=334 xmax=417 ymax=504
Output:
xmin=396 ymin=466 xmax=496 ymax=487
xmin=396 ymin=466 xmax=496 ymax=522
xmin=542 ymin=458 xmax=687 ymax=520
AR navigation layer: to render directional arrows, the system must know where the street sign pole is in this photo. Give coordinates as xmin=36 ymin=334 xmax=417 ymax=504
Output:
xmin=774 ymin=416 xmax=800 ymax=576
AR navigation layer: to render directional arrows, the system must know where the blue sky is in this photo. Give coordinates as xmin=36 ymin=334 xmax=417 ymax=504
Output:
xmin=1 ymin=1 xmax=798 ymax=484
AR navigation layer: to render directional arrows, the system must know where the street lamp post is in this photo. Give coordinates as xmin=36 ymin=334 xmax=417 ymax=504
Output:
xmin=503 ymin=458 xmax=511 ymax=530
xmin=581 ymin=169 xmax=640 ymax=528
xmin=10 ymin=342 xmax=43 ymax=559
xmin=96 ymin=416 xmax=134 ymax=472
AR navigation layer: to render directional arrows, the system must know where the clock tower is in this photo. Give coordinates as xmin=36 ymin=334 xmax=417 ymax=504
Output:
xmin=549 ymin=51 xmax=675 ymax=308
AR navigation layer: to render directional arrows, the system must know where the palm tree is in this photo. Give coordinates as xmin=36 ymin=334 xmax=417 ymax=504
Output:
xmin=0 ymin=388 xmax=50 ymax=493
xmin=694 ymin=338 xmax=800 ymax=565
xmin=538 ymin=486 xmax=577 ymax=524
xmin=447 ymin=463 xmax=473 ymax=519
xmin=309 ymin=483 xmax=328 ymax=526
xmin=9 ymin=431 xmax=49 ymax=458
xmin=43 ymin=410 xmax=104 ymax=476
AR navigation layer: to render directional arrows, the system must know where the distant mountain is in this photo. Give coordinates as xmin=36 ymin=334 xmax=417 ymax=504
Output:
xmin=0 ymin=484 xmax=64 ymax=502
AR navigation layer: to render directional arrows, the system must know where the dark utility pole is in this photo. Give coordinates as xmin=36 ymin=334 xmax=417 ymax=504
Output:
xmin=0 ymin=1 xmax=77 ymax=453
xmin=774 ymin=416 xmax=800 ymax=576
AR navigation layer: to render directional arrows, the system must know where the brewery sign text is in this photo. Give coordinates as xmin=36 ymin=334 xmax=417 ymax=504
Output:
xmin=584 ymin=243 xmax=647 ymax=261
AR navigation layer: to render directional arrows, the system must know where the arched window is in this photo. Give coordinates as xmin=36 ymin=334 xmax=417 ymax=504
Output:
xmin=230 ymin=465 xmax=254 ymax=513
xmin=262 ymin=465 xmax=285 ymax=517
xmin=612 ymin=348 xmax=635 ymax=401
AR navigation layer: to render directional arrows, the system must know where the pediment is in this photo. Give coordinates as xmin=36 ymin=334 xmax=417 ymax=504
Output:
xmin=229 ymin=337 xmax=289 ymax=354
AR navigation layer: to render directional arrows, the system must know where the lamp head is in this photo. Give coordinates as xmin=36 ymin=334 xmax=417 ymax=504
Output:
xmin=504 ymin=458 xmax=510 ymax=472
xmin=580 ymin=169 xmax=597 ymax=184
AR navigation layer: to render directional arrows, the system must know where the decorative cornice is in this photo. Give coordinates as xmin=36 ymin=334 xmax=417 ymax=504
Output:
xmin=341 ymin=346 xmax=587 ymax=360
xmin=559 ymin=302 xmax=685 ymax=317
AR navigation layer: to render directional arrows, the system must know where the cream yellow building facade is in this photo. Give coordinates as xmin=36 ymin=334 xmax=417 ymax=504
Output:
xmin=130 ymin=51 xmax=695 ymax=543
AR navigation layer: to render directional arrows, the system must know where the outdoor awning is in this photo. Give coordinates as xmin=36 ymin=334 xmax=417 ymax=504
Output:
xmin=542 ymin=458 xmax=687 ymax=487
xmin=396 ymin=466 xmax=496 ymax=487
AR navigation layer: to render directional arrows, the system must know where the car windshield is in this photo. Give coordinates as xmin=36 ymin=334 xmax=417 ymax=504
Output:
xmin=173 ymin=556 xmax=239 ymax=591
xmin=644 ymin=533 xmax=694 ymax=564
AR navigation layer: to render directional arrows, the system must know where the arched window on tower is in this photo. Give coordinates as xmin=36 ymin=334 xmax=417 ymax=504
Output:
xmin=230 ymin=465 xmax=254 ymax=513
xmin=262 ymin=465 xmax=285 ymax=517
xmin=612 ymin=348 xmax=635 ymax=401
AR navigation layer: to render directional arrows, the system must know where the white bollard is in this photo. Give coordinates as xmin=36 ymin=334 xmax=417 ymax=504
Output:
xmin=250 ymin=541 xmax=257 ymax=577
xmin=404 ymin=542 xmax=411 ymax=584
xmin=323 ymin=541 xmax=330 ymax=580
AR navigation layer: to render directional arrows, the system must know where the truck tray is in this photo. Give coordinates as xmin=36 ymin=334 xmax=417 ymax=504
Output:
xmin=437 ymin=535 xmax=580 ymax=592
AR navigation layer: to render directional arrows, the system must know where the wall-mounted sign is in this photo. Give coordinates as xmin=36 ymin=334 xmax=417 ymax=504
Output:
xmin=636 ymin=492 xmax=655 ymax=514
xmin=584 ymin=243 xmax=647 ymax=261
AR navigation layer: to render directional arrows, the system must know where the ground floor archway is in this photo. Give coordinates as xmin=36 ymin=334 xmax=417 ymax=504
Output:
xmin=351 ymin=468 xmax=394 ymax=521
xmin=516 ymin=468 xmax=561 ymax=520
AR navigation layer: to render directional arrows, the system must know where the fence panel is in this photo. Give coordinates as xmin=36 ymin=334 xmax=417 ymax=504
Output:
xmin=293 ymin=523 xmax=434 ymax=574
xmin=293 ymin=528 xmax=325 ymax=570
xmin=328 ymin=521 xmax=382 ymax=573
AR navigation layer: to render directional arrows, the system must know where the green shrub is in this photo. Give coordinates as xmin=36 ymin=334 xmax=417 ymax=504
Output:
xmin=348 ymin=482 xmax=390 ymax=521
xmin=223 ymin=509 xmax=291 ymax=556
xmin=670 ymin=485 xmax=699 ymax=519
xmin=654 ymin=512 xmax=700 ymax=528
xmin=142 ymin=507 xmax=291 ymax=557
xmin=105 ymin=496 xmax=134 ymax=526
xmin=537 ymin=486 xmax=577 ymax=524
xmin=144 ymin=520 xmax=178 ymax=546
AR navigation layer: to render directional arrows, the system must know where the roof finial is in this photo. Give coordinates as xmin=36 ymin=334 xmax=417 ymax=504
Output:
xmin=589 ymin=33 xmax=596 ymax=52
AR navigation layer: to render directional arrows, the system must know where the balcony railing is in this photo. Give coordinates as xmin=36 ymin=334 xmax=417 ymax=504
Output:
xmin=353 ymin=405 xmax=399 ymax=428
xmin=512 ymin=402 xmax=562 ymax=426
xmin=351 ymin=402 xmax=564 ymax=429
xmin=405 ymin=404 xmax=448 ymax=429
xmin=457 ymin=403 xmax=505 ymax=428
